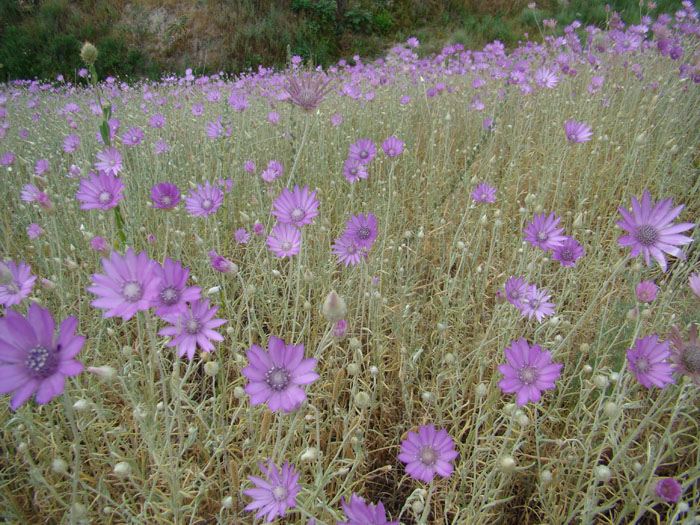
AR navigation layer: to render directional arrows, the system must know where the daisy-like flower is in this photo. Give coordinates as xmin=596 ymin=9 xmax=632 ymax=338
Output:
xmin=332 ymin=234 xmax=368 ymax=267
xmin=331 ymin=113 xmax=343 ymax=126
xmin=62 ymin=134 xmax=80 ymax=153
xmin=150 ymin=182 xmax=181 ymax=209
xmin=35 ymin=158 xmax=49 ymax=175
xmin=690 ymin=273 xmax=700 ymax=298
xmin=626 ymin=334 xmax=674 ymax=388
xmin=655 ymin=478 xmax=682 ymax=503
xmin=242 ymin=335 xmax=318 ymax=412
xmin=75 ymin=171 xmax=125 ymax=210
xmin=270 ymin=185 xmax=319 ymax=227
xmin=266 ymin=223 xmax=301 ymax=258
xmin=235 ymin=228 xmax=250 ymax=244
xmin=635 ymin=280 xmax=658 ymax=303
xmin=154 ymin=141 xmax=170 ymax=154
xmin=95 ymin=146 xmax=123 ymax=176
xmin=382 ymin=136 xmax=404 ymax=158
xmin=497 ymin=338 xmax=563 ymax=406
xmin=534 ymin=67 xmax=560 ymax=88
xmin=151 ymin=258 xmax=201 ymax=317
xmin=471 ymin=183 xmax=497 ymax=203
xmin=149 ymin=114 xmax=165 ymax=128
xmin=339 ymin=493 xmax=398 ymax=525
xmin=0 ymin=304 xmax=85 ymax=411
xmin=344 ymin=212 xmax=378 ymax=249
xmin=519 ymin=285 xmax=555 ymax=322
xmin=343 ymin=158 xmax=369 ymax=184
xmin=20 ymin=184 xmax=41 ymax=203
xmin=564 ymin=118 xmax=593 ymax=143
xmin=523 ymin=212 xmax=567 ymax=252
xmin=122 ymin=127 xmax=143 ymax=146
xmin=398 ymin=424 xmax=458 ymax=483
xmin=185 ymin=181 xmax=223 ymax=218
xmin=90 ymin=236 xmax=109 ymax=254
xmin=0 ymin=261 xmax=36 ymax=307
xmin=243 ymin=460 xmax=301 ymax=522
xmin=669 ymin=323 xmax=700 ymax=384
xmin=87 ymin=248 xmax=161 ymax=320
xmin=551 ymin=236 xmax=585 ymax=267
xmin=505 ymin=276 xmax=529 ymax=308
xmin=348 ymin=138 xmax=377 ymax=165
xmin=158 ymin=298 xmax=226 ymax=360
xmin=26 ymin=223 xmax=42 ymax=239
xmin=616 ymin=190 xmax=695 ymax=272
xmin=284 ymin=74 xmax=333 ymax=111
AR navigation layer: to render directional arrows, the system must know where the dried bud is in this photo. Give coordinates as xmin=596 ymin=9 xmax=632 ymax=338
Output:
xmin=499 ymin=456 xmax=517 ymax=473
xmin=87 ymin=365 xmax=117 ymax=381
xmin=204 ymin=361 xmax=219 ymax=376
xmin=80 ymin=41 xmax=98 ymax=64
xmin=113 ymin=461 xmax=131 ymax=477
xmin=322 ymin=290 xmax=346 ymax=323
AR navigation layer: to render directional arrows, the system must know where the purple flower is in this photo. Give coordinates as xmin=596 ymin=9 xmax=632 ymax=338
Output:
xmin=90 ymin=236 xmax=109 ymax=253
xmin=343 ymin=158 xmax=369 ymax=184
xmin=471 ymin=183 xmax=497 ymax=203
xmin=87 ymin=248 xmax=161 ymax=320
xmin=564 ymin=118 xmax=593 ymax=143
xmin=635 ymin=280 xmax=658 ymax=303
xmin=1 ymin=152 xmax=15 ymax=165
xmin=209 ymin=251 xmax=236 ymax=274
xmin=270 ymin=185 xmax=319 ymax=227
xmin=266 ymin=223 xmax=301 ymax=258
xmin=400 ymin=95 xmax=411 ymax=104
xmin=348 ymin=138 xmax=377 ymax=165
xmin=151 ymin=258 xmax=201 ymax=317
xmin=534 ymin=67 xmax=560 ymax=88
xmin=519 ymin=285 xmax=556 ymax=322
xmin=149 ymin=113 xmax=165 ymax=128
xmin=382 ymin=136 xmax=404 ymax=158
xmin=123 ymin=127 xmax=143 ymax=146
xmin=284 ymin=74 xmax=333 ymax=111
xmin=150 ymin=182 xmax=181 ymax=209
xmin=340 ymin=493 xmax=398 ymax=525
xmin=242 ymin=335 xmax=318 ymax=412
xmin=497 ymin=338 xmax=563 ymax=406
xmin=654 ymin=477 xmax=682 ymax=503
xmin=243 ymin=460 xmax=301 ymax=522
xmin=235 ymin=228 xmax=250 ymax=244
xmin=34 ymin=159 xmax=49 ymax=175
xmin=669 ymin=323 xmax=700 ymax=385
xmin=253 ymin=222 xmax=265 ymax=236
xmin=26 ymin=223 xmax=42 ymax=239
xmin=524 ymin=212 xmax=567 ymax=252
xmin=505 ymin=276 xmax=528 ymax=308
xmin=228 ymin=93 xmax=249 ymax=111
xmin=332 ymin=234 xmax=367 ymax=267
xmin=244 ymin=161 xmax=256 ymax=173
xmin=268 ymin=111 xmax=279 ymax=124
xmin=158 ymin=299 xmax=226 ymax=360
xmin=616 ymin=190 xmax=694 ymax=272
xmin=95 ymin=147 xmax=123 ymax=176
xmin=626 ymin=334 xmax=674 ymax=388
xmin=551 ymin=236 xmax=585 ymax=267
xmin=154 ymin=140 xmax=170 ymax=154
xmin=690 ymin=273 xmax=700 ymax=298
xmin=205 ymin=117 xmax=230 ymax=139
xmin=0 ymin=304 xmax=84 ymax=411
xmin=398 ymin=424 xmax=458 ymax=483
xmin=343 ymin=212 xmax=378 ymax=249
xmin=191 ymin=104 xmax=203 ymax=116
xmin=483 ymin=118 xmax=495 ymax=131
xmin=95 ymin=118 xmax=119 ymax=144
xmin=0 ymin=261 xmax=36 ymax=307
xmin=185 ymin=181 xmax=223 ymax=218
xmin=20 ymin=184 xmax=41 ymax=203
xmin=62 ymin=134 xmax=80 ymax=153
xmin=75 ymin=171 xmax=125 ymax=210
xmin=331 ymin=113 xmax=343 ymax=126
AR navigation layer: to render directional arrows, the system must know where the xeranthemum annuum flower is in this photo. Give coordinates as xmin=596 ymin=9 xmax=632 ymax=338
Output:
xmin=284 ymin=73 xmax=333 ymax=111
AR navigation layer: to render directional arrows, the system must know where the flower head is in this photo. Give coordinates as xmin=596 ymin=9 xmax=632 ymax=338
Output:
xmin=523 ymin=212 xmax=567 ymax=252
xmin=332 ymin=234 xmax=368 ymax=267
xmin=158 ymin=298 xmax=226 ymax=360
xmin=348 ymin=138 xmax=377 ymax=165
xmin=150 ymin=182 xmax=181 ymax=209
xmin=471 ymin=183 xmax=497 ymax=203
xmin=497 ymin=338 xmax=563 ymax=406
xmin=95 ymin=147 xmax=123 ymax=176
xmin=235 ymin=228 xmax=250 ymax=244
xmin=616 ymin=190 xmax=694 ymax=272
xmin=343 ymin=213 xmax=378 ymax=249
xmin=519 ymin=285 xmax=556 ymax=322
xmin=270 ymin=185 xmax=319 ymax=227
xmin=551 ymin=236 xmax=584 ymax=267
xmin=343 ymin=157 xmax=369 ymax=184
xmin=564 ymin=118 xmax=593 ymax=143
xmin=669 ymin=323 xmax=700 ymax=384
xmin=75 ymin=171 xmax=125 ymax=210
xmin=382 ymin=136 xmax=404 ymax=158
xmin=398 ymin=424 xmax=458 ymax=483
xmin=26 ymin=223 xmax=43 ymax=239
xmin=626 ymin=334 xmax=674 ymax=388
xmin=505 ymin=276 xmax=528 ymax=308
xmin=0 ymin=304 xmax=84 ymax=410
xmin=689 ymin=273 xmax=700 ymax=298
xmin=242 ymin=335 xmax=318 ymax=412
xmin=284 ymin=74 xmax=333 ymax=110
xmin=266 ymin=223 xmax=301 ymax=258
xmin=243 ymin=460 xmax=301 ymax=522
xmin=151 ymin=258 xmax=201 ymax=317
xmin=654 ymin=478 xmax=682 ymax=503
xmin=87 ymin=248 xmax=160 ymax=320
xmin=62 ymin=134 xmax=80 ymax=153
xmin=340 ymin=493 xmax=398 ymax=525
xmin=0 ymin=261 xmax=36 ymax=307
xmin=185 ymin=181 xmax=224 ymax=218
xmin=635 ymin=280 xmax=658 ymax=303
xmin=123 ymin=127 xmax=143 ymax=146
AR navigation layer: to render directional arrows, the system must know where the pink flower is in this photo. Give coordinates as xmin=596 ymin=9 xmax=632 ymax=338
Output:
xmin=0 ymin=261 xmax=36 ymax=307
xmin=75 ymin=171 xmax=125 ymax=210
xmin=235 ymin=228 xmax=250 ymax=244
xmin=564 ymin=118 xmax=593 ymax=143
xmin=185 ymin=181 xmax=223 ymax=218
xmin=266 ymin=223 xmax=301 ymax=258
xmin=497 ymin=338 xmax=563 ymax=406
xmin=348 ymin=138 xmax=376 ymax=165
xmin=270 ymin=185 xmax=319 ymax=227
xmin=635 ymin=280 xmax=658 ymax=303
xmin=626 ymin=334 xmax=674 ymax=388
xmin=471 ymin=183 xmax=497 ymax=203
xmin=654 ymin=478 xmax=682 ymax=503
xmin=551 ymin=236 xmax=585 ymax=267
xmin=690 ymin=273 xmax=700 ymax=298
xmin=523 ymin=212 xmax=567 ymax=252
xmin=398 ymin=424 xmax=458 ymax=482
xmin=243 ymin=461 xmax=301 ymax=522
xmin=95 ymin=146 xmax=123 ymax=176
xmin=158 ymin=299 xmax=226 ymax=360
xmin=382 ymin=136 xmax=404 ymax=158
xmin=26 ymin=223 xmax=43 ymax=239
xmin=340 ymin=493 xmax=397 ymax=525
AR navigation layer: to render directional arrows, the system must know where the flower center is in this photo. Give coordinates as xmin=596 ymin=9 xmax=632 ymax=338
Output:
xmin=281 ymin=241 xmax=292 ymax=252
xmin=635 ymin=225 xmax=658 ymax=246
xmin=122 ymin=281 xmax=143 ymax=302
xmin=291 ymin=208 xmax=305 ymax=222
xmin=25 ymin=345 xmax=58 ymax=378
xmin=265 ymin=366 xmax=291 ymax=391
xmin=346 ymin=243 xmax=358 ymax=254
xmin=297 ymin=88 xmax=316 ymax=107
xmin=387 ymin=148 xmax=395 ymax=156
xmin=98 ymin=191 xmax=113 ymax=204
xmin=357 ymin=227 xmax=371 ymax=240
xmin=536 ymin=231 xmax=548 ymax=242
xmin=185 ymin=318 xmax=201 ymax=335
xmin=518 ymin=366 xmax=538 ymax=385
xmin=634 ymin=357 xmax=650 ymax=374
xmin=160 ymin=286 xmax=180 ymax=305
xmin=202 ymin=199 xmax=213 ymax=210
xmin=418 ymin=446 xmax=438 ymax=467
xmin=272 ymin=485 xmax=288 ymax=502
xmin=349 ymin=167 xmax=358 ymax=176
xmin=680 ymin=344 xmax=700 ymax=373
xmin=560 ymin=249 xmax=573 ymax=261
xmin=161 ymin=195 xmax=172 ymax=205
xmin=360 ymin=150 xmax=369 ymax=159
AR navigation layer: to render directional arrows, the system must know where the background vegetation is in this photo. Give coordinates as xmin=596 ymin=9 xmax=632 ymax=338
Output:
xmin=0 ymin=0 xmax=687 ymax=81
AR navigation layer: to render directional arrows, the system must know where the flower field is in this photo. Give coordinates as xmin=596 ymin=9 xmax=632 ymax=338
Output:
xmin=1 ymin=4 xmax=699 ymax=524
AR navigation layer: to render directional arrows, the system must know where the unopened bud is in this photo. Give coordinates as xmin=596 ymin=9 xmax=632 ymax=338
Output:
xmin=499 ymin=456 xmax=517 ymax=473
xmin=51 ymin=457 xmax=68 ymax=474
xmin=204 ymin=361 xmax=219 ymax=376
xmin=322 ymin=290 xmax=346 ymax=322
xmin=301 ymin=447 xmax=320 ymax=462
xmin=113 ymin=461 xmax=131 ymax=477
xmin=221 ymin=496 xmax=234 ymax=509
xmin=80 ymin=41 xmax=98 ymax=64
xmin=87 ymin=365 xmax=117 ymax=381
xmin=354 ymin=391 xmax=371 ymax=408
xmin=594 ymin=465 xmax=612 ymax=482
xmin=603 ymin=401 xmax=619 ymax=418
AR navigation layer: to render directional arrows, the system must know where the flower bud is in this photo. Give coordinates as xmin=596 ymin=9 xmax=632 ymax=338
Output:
xmin=475 ymin=383 xmax=488 ymax=398
xmin=301 ymin=447 xmax=320 ymax=462
xmin=322 ymin=290 xmax=346 ymax=323
xmin=51 ymin=457 xmax=68 ymax=474
xmin=499 ymin=456 xmax=517 ymax=473
xmin=72 ymin=399 xmax=90 ymax=411
xmin=114 ymin=461 xmax=131 ymax=477
xmin=80 ymin=41 xmax=98 ymax=64
xmin=540 ymin=469 xmax=553 ymax=484
xmin=204 ymin=361 xmax=219 ymax=376
xmin=354 ymin=391 xmax=371 ymax=408
xmin=603 ymin=401 xmax=619 ymax=418
xmin=87 ymin=365 xmax=117 ymax=381
xmin=221 ymin=496 xmax=234 ymax=509
xmin=593 ymin=375 xmax=609 ymax=389
xmin=594 ymin=465 xmax=612 ymax=482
